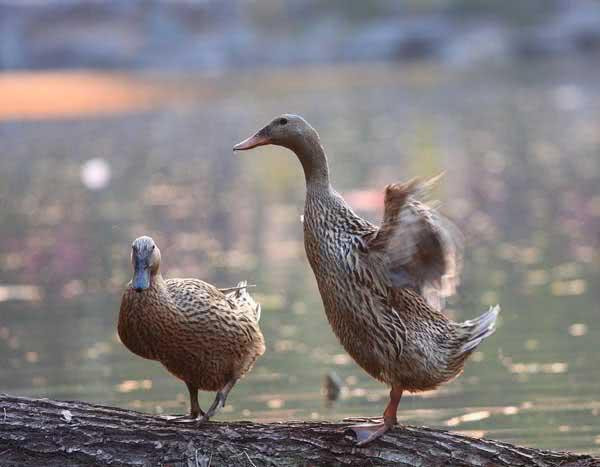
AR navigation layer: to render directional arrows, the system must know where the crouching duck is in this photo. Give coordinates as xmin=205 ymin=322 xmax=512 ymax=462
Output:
xmin=234 ymin=115 xmax=500 ymax=446
xmin=118 ymin=236 xmax=265 ymax=422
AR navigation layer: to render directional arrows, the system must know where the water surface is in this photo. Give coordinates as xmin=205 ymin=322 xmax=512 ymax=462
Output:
xmin=0 ymin=60 xmax=598 ymax=454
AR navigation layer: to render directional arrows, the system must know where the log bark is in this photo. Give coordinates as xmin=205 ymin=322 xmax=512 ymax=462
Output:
xmin=0 ymin=394 xmax=597 ymax=467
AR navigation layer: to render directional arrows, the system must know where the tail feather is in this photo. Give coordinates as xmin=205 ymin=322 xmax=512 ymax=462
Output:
xmin=459 ymin=305 xmax=500 ymax=353
xmin=254 ymin=303 xmax=261 ymax=323
xmin=223 ymin=280 xmax=261 ymax=323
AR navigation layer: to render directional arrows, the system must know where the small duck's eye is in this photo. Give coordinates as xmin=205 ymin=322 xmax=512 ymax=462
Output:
xmin=151 ymin=245 xmax=155 ymax=251
xmin=279 ymin=118 xmax=288 ymax=125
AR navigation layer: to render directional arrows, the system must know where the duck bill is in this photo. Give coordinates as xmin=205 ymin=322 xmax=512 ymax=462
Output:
xmin=132 ymin=265 xmax=150 ymax=292
xmin=233 ymin=131 xmax=270 ymax=151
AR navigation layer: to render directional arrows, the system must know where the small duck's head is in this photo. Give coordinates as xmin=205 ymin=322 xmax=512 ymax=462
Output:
xmin=233 ymin=114 xmax=320 ymax=153
xmin=130 ymin=236 xmax=161 ymax=293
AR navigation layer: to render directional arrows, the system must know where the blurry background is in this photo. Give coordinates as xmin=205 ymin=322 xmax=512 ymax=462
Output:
xmin=0 ymin=0 xmax=599 ymax=454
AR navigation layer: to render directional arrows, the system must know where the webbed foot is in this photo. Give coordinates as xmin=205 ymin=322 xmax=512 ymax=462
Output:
xmin=197 ymin=378 xmax=238 ymax=424
xmin=198 ymin=393 xmax=226 ymax=423
xmin=349 ymin=416 xmax=397 ymax=446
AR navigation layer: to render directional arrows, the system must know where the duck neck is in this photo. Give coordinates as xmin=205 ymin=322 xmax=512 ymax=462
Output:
xmin=146 ymin=272 xmax=167 ymax=295
xmin=152 ymin=272 xmax=166 ymax=285
xmin=289 ymin=137 xmax=331 ymax=192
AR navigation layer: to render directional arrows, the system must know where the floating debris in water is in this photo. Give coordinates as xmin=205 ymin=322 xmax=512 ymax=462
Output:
xmin=322 ymin=372 xmax=344 ymax=407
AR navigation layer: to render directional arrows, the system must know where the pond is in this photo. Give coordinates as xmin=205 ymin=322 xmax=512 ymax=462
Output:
xmin=0 ymin=59 xmax=598 ymax=454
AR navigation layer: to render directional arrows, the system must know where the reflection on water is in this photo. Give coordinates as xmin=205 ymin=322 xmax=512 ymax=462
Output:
xmin=0 ymin=60 xmax=599 ymax=454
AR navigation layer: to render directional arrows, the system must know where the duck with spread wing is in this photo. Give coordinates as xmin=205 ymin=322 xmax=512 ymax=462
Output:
xmin=234 ymin=115 xmax=500 ymax=446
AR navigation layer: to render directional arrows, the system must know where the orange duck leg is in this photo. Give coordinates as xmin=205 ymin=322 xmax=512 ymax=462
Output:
xmin=349 ymin=387 xmax=403 ymax=446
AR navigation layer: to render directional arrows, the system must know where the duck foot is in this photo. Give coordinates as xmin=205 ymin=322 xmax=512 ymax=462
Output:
xmin=197 ymin=378 xmax=238 ymax=423
xmin=349 ymin=416 xmax=397 ymax=446
xmin=197 ymin=395 xmax=224 ymax=423
xmin=163 ymin=382 xmax=206 ymax=423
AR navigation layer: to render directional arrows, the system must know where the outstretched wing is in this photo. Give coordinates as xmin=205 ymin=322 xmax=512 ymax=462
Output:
xmin=365 ymin=175 xmax=463 ymax=310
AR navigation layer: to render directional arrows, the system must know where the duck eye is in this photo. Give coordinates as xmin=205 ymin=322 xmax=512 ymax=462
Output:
xmin=151 ymin=245 xmax=155 ymax=251
xmin=279 ymin=118 xmax=288 ymax=125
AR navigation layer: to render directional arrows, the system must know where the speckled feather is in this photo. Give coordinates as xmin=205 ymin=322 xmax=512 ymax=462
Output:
xmin=119 ymin=274 xmax=264 ymax=392
xmin=303 ymin=177 xmax=499 ymax=391
xmin=241 ymin=114 xmax=499 ymax=394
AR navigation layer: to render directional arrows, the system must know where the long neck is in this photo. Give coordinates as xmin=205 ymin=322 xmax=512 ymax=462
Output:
xmin=288 ymin=136 xmax=331 ymax=191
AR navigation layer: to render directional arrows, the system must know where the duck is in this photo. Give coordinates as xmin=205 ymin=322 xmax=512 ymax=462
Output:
xmin=234 ymin=114 xmax=500 ymax=446
xmin=118 ymin=235 xmax=265 ymax=423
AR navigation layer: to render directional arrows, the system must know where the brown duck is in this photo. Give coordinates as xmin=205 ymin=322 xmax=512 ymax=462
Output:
xmin=118 ymin=236 xmax=265 ymax=422
xmin=234 ymin=115 xmax=500 ymax=445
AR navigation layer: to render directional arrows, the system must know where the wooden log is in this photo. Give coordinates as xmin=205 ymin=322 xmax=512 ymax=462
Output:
xmin=0 ymin=394 xmax=597 ymax=466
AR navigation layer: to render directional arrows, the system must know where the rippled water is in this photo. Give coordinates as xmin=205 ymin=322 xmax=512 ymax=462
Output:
xmin=0 ymin=60 xmax=598 ymax=454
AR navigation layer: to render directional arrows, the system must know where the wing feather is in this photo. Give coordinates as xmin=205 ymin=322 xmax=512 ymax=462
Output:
xmin=365 ymin=175 xmax=463 ymax=310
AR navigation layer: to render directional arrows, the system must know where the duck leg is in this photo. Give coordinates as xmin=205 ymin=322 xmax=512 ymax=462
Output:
xmin=349 ymin=387 xmax=403 ymax=446
xmin=198 ymin=378 xmax=238 ymax=423
xmin=166 ymin=382 xmax=205 ymax=423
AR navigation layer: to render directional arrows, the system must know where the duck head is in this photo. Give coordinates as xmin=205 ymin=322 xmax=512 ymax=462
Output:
xmin=130 ymin=236 xmax=161 ymax=293
xmin=233 ymin=114 xmax=320 ymax=152
xmin=234 ymin=114 xmax=329 ymax=186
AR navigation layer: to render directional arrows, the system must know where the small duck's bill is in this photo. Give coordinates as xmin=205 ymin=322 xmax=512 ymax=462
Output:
xmin=233 ymin=133 xmax=269 ymax=151
xmin=132 ymin=267 xmax=150 ymax=292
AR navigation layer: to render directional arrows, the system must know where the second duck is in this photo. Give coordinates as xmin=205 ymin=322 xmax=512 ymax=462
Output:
xmin=118 ymin=235 xmax=265 ymax=423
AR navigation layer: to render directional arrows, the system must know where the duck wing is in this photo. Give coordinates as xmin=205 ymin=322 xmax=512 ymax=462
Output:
xmin=167 ymin=278 xmax=261 ymax=327
xmin=221 ymin=281 xmax=261 ymax=323
xmin=166 ymin=278 xmax=233 ymax=317
xmin=365 ymin=175 xmax=463 ymax=310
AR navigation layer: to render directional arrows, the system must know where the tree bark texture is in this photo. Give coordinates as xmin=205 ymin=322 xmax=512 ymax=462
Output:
xmin=0 ymin=394 xmax=597 ymax=467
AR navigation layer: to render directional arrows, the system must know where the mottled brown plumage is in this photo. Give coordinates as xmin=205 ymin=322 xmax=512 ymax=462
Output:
xmin=118 ymin=236 xmax=265 ymax=422
xmin=235 ymin=114 xmax=500 ymax=445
